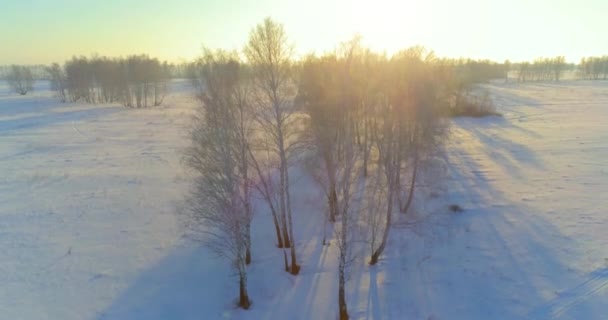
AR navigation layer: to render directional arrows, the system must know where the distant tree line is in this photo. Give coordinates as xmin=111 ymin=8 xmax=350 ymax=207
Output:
xmin=3 ymin=53 xmax=607 ymax=100
xmin=513 ymin=56 xmax=567 ymax=82
xmin=579 ymin=56 xmax=608 ymax=80
xmin=438 ymin=58 xmax=507 ymax=84
xmin=0 ymin=65 xmax=47 ymax=81
xmin=45 ymin=55 xmax=171 ymax=107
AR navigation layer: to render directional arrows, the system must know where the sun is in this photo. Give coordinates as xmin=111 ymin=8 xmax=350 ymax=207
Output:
xmin=332 ymin=0 xmax=431 ymax=55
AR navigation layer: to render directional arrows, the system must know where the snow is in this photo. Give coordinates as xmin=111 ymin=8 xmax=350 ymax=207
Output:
xmin=0 ymin=80 xmax=193 ymax=319
xmin=1 ymin=80 xmax=607 ymax=319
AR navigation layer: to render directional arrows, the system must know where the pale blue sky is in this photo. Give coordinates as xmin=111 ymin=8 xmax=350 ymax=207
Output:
xmin=0 ymin=0 xmax=606 ymax=64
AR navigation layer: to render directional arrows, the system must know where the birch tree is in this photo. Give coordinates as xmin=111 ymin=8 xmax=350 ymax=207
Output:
xmin=245 ymin=17 xmax=300 ymax=274
xmin=299 ymin=47 xmax=361 ymax=318
xmin=184 ymin=49 xmax=254 ymax=308
xmin=369 ymin=93 xmax=400 ymax=265
xmin=298 ymin=54 xmax=342 ymax=223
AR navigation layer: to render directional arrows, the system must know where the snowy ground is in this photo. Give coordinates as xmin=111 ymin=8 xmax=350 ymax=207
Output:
xmin=1 ymin=80 xmax=606 ymax=319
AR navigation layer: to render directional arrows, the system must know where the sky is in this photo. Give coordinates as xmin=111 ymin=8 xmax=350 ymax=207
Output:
xmin=0 ymin=0 xmax=607 ymax=64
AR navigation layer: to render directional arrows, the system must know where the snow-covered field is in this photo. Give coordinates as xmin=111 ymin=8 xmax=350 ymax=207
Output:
xmin=1 ymin=80 xmax=606 ymax=319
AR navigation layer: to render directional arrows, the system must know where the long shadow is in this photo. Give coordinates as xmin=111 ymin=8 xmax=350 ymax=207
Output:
xmin=452 ymin=117 xmax=545 ymax=181
xmin=528 ymin=266 xmax=608 ymax=319
xmin=370 ymin=98 xmax=601 ymax=319
xmin=98 ymin=82 xmax=606 ymax=319
xmin=365 ymin=266 xmax=382 ymax=320
xmin=98 ymin=243 xmax=234 ymax=320
xmin=100 ymin=168 xmax=345 ymax=320
xmin=0 ymin=96 xmax=56 ymax=115
xmin=462 ymin=114 xmax=543 ymax=139
xmin=253 ymin=168 xmax=341 ymax=320
xmin=97 ymin=146 xmax=599 ymax=319
xmin=416 ymin=122 xmax=599 ymax=319
xmin=0 ymin=105 xmax=121 ymax=135
xmin=471 ymin=126 xmax=544 ymax=169
xmin=484 ymin=85 xmax=545 ymax=108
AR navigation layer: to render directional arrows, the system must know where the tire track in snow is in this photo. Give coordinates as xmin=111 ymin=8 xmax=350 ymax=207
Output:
xmin=528 ymin=267 xmax=608 ymax=319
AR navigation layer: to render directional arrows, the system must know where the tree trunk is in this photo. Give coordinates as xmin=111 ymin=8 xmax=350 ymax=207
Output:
xmin=154 ymin=83 xmax=161 ymax=106
xmin=144 ymin=83 xmax=148 ymax=107
xmin=338 ymin=170 xmax=350 ymax=320
xmin=289 ymin=243 xmax=299 ymax=273
xmin=280 ymin=169 xmax=291 ymax=248
xmin=289 ymin=248 xmax=299 ymax=274
xmin=284 ymin=164 xmax=299 ymax=275
xmin=246 ymin=146 xmax=284 ymax=249
xmin=245 ymin=246 xmax=252 ymax=265
xmin=272 ymin=213 xmax=284 ymax=248
xmin=362 ymin=118 xmax=369 ymax=178
xmin=338 ymin=266 xmax=349 ymax=320
xmin=370 ymin=185 xmax=393 ymax=265
xmin=278 ymin=131 xmax=291 ymax=249
xmin=281 ymin=218 xmax=291 ymax=248
xmin=244 ymin=217 xmax=252 ymax=265
xmin=328 ymin=183 xmax=338 ymax=223
xmin=355 ymin=120 xmax=361 ymax=147
xmin=401 ymin=153 xmax=418 ymax=214
xmin=239 ymin=274 xmax=251 ymax=309
xmin=323 ymin=148 xmax=339 ymax=222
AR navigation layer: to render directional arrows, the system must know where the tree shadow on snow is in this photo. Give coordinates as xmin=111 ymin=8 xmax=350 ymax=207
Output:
xmin=405 ymin=125 xmax=602 ymax=319
xmin=0 ymin=101 xmax=121 ymax=135
xmin=100 ymin=169 xmax=347 ymax=320
xmin=451 ymin=117 xmax=545 ymax=180
xmin=98 ymin=243 xmax=235 ymax=320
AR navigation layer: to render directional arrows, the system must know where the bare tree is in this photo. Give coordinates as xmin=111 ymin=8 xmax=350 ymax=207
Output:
xmin=183 ymin=49 xmax=253 ymax=308
xmin=248 ymin=145 xmax=285 ymax=249
xmin=552 ymin=56 xmax=566 ymax=81
xmin=358 ymin=50 xmax=384 ymax=178
xmin=244 ymin=17 xmax=300 ymax=274
xmin=335 ymin=138 xmax=358 ymax=320
xmin=398 ymin=96 xmax=446 ymax=215
xmin=383 ymin=50 xmax=447 ymax=216
xmin=369 ymin=94 xmax=399 ymax=265
xmin=517 ymin=62 xmax=530 ymax=82
xmin=7 ymin=65 xmax=34 ymax=95
xmin=298 ymin=47 xmax=362 ymax=318
xmin=61 ymin=55 xmax=170 ymax=106
xmin=333 ymin=98 xmax=361 ymax=319
xmin=364 ymin=163 xmax=387 ymax=266
xmin=515 ymin=57 xmax=567 ymax=82
xmin=153 ymin=61 xmax=170 ymax=106
xmin=46 ymin=63 xmax=67 ymax=102
xmin=298 ymin=54 xmax=342 ymax=223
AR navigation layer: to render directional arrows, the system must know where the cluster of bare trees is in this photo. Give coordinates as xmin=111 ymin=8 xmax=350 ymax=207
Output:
xmin=579 ymin=56 xmax=608 ymax=80
xmin=185 ymin=18 xmax=301 ymax=309
xmin=6 ymin=65 xmax=34 ymax=95
xmin=184 ymin=18 xmax=448 ymax=319
xmin=515 ymin=56 xmax=567 ymax=82
xmin=299 ymin=43 xmax=446 ymax=318
xmin=424 ymin=58 xmax=504 ymax=117
xmin=437 ymin=58 xmax=506 ymax=84
xmin=47 ymin=55 xmax=171 ymax=107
